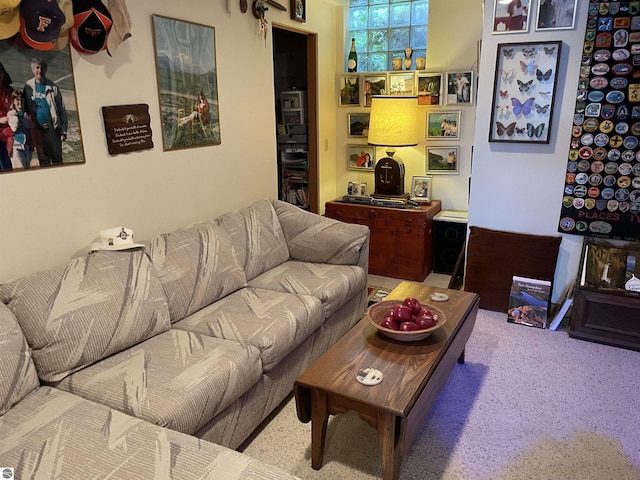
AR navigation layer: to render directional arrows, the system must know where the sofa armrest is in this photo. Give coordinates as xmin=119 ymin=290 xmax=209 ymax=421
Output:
xmin=272 ymin=200 xmax=370 ymax=272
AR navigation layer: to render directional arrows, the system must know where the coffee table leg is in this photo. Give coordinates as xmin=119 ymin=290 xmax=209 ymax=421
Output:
xmin=311 ymin=389 xmax=329 ymax=470
xmin=458 ymin=348 xmax=465 ymax=364
xmin=378 ymin=410 xmax=401 ymax=480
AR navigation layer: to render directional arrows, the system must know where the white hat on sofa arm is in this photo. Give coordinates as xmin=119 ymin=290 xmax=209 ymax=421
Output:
xmin=90 ymin=227 xmax=144 ymax=252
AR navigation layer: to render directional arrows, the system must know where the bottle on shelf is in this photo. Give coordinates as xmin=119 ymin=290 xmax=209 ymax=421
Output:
xmin=348 ymin=38 xmax=357 ymax=72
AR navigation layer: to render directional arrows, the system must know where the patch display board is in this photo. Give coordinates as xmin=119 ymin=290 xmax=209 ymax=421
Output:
xmin=558 ymin=2 xmax=640 ymax=241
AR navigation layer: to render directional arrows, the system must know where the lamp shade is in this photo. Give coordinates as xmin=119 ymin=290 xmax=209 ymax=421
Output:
xmin=368 ymin=95 xmax=418 ymax=147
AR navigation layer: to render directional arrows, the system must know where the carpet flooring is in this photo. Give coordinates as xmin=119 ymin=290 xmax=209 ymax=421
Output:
xmin=240 ymin=274 xmax=640 ymax=479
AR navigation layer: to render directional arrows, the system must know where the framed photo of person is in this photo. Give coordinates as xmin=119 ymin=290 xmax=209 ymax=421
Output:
xmin=152 ymin=15 xmax=221 ymax=151
xmin=492 ymin=0 xmax=531 ymax=34
xmin=410 ymin=176 xmax=433 ymax=202
xmin=339 ymin=74 xmax=361 ymax=106
xmin=347 ymin=145 xmax=375 ymax=171
xmin=363 ymin=74 xmax=387 ymax=107
xmin=426 ymin=111 xmax=461 ymax=140
xmin=489 ymin=41 xmax=562 ymax=144
xmin=348 ymin=113 xmax=370 ymax=137
xmin=426 ymin=147 xmax=459 ymax=175
xmin=417 ymin=73 xmax=443 ymax=106
xmin=535 ymin=0 xmax=577 ymax=31
xmin=446 ymin=71 xmax=474 ymax=105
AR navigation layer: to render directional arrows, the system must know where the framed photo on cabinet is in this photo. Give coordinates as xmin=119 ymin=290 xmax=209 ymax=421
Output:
xmin=489 ymin=41 xmax=562 ymax=144
xmin=339 ymin=74 xmax=361 ymax=106
xmin=410 ymin=176 xmax=432 ymax=202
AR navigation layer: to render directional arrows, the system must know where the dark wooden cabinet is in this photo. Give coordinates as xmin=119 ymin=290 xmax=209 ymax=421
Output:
xmin=325 ymin=199 xmax=441 ymax=281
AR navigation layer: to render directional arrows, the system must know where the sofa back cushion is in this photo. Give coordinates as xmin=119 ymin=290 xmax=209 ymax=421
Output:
xmin=0 ymin=251 xmax=171 ymax=382
xmin=214 ymin=199 xmax=290 ymax=281
xmin=0 ymin=302 xmax=39 ymax=415
xmin=146 ymin=222 xmax=247 ymax=322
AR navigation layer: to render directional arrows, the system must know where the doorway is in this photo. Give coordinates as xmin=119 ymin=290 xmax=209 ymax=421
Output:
xmin=272 ymin=26 xmax=318 ymax=213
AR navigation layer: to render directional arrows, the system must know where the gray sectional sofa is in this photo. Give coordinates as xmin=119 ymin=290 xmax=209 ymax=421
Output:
xmin=0 ymin=199 xmax=370 ymax=479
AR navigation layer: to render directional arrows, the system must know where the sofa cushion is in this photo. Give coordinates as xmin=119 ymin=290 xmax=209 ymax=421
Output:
xmin=0 ymin=251 xmax=171 ymax=382
xmin=214 ymin=200 xmax=290 ymax=281
xmin=0 ymin=387 xmax=300 ymax=480
xmin=273 ymin=199 xmax=370 ymax=265
xmin=54 ymin=329 xmax=263 ymax=435
xmin=173 ymin=287 xmax=324 ymax=372
xmin=0 ymin=303 xmax=39 ymax=416
xmin=248 ymin=260 xmax=367 ymax=318
xmin=147 ymin=222 xmax=247 ymax=322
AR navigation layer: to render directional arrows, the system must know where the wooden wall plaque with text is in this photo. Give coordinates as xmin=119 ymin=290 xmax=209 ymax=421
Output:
xmin=102 ymin=104 xmax=154 ymax=155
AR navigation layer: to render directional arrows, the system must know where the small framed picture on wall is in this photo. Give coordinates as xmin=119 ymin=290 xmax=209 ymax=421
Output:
xmin=446 ymin=71 xmax=474 ymax=105
xmin=492 ymin=0 xmax=531 ymax=34
xmin=339 ymin=74 xmax=361 ymax=106
xmin=347 ymin=145 xmax=375 ymax=171
xmin=417 ymin=73 xmax=443 ymax=106
xmin=535 ymin=0 xmax=577 ymax=30
xmin=348 ymin=113 xmax=370 ymax=137
xmin=426 ymin=111 xmax=461 ymax=140
xmin=426 ymin=146 xmax=459 ymax=175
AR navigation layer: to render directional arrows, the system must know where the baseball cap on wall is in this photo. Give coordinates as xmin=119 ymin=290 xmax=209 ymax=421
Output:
xmin=69 ymin=0 xmax=112 ymax=54
xmin=0 ymin=0 xmax=21 ymax=40
xmin=89 ymin=227 xmax=145 ymax=252
xmin=19 ymin=0 xmax=65 ymax=50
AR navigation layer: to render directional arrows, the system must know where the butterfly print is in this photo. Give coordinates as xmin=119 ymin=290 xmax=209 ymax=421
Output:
xmin=496 ymin=121 xmax=516 ymax=136
xmin=538 ymin=91 xmax=552 ymax=98
xmin=520 ymin=60 xmax=536 ymax=74
xmin=527 ymin=122 xmax=545 ymax=138
xmin=517 ymin=79 xmax=533 ymax=92
xmin=495 ymin=104 xmax=510 ymax=115
xmin=516 ymin=127 xmax=526 ymax=134
xmin=536 ymin=69 xmax=552 ymax=81
xmin=535 ymin=103 xmax=550 ymax=114
xmin=522 ymin=48 xmax=536 ymax=57
xmin=503 ymin=48 xmax=515 ymax=58
xmin=544 ymin=46 xmax=556 ymax=55
xmin=501 ymin=69 xmax=515 ymax=82
xmin=511 ymin=97 xmax=535 ymax=115
xmin=499 ymin=90 xmax=509 ymax=98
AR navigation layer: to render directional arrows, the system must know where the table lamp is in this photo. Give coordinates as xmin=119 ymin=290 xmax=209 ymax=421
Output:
xmin=368 ymin=95 xmax=418 ymax=197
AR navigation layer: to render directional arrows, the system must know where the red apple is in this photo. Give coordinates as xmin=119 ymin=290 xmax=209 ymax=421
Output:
xmin=403 ymin=297 xmax=422 ymax=315
xmin=415 ymin=316 xmax=436 ymax=330
xmin=380 ymin=316 xmax=399 ymax=330
xmin=390 ymin=304 xmax=414 ymax=322
xmin=399 ymin=321 xmax=419 ymax=331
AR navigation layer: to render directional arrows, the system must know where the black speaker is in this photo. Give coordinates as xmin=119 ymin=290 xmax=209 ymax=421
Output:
xmin=433 ymin=219 xmax=467 ymax=274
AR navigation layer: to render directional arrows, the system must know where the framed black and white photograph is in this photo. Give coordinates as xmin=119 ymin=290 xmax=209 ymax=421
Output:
xmin=492 ymin=0 xmax=531 ymax=34
xmin=417 ymin=73 xmax=443 ymax=106
xmin=348 ymin=113 xmax=370 ymax=137
xmin=446 ymin=71 xmax=474 ymax=105
xmin=489 ymin=41 xmax=562 ymax=144
xmin=363 ymin=74 xmax=387 ymax=107
xmin=535 ymin=0 xmax=577 ymax=31
xmin=339 ymin=74 xmax=361 ymax=106
xmin=0 ymin=44 xmax=85 ymax=173
xmin=426 ymin=111 xmax=461 ymax=140
xmin=410 ymin=176 xmax=432 ymax=202
xmin=347 ymin=144 xmax=375 ymax=171
xmin=152 ymin=15 xmax=221 ymax=151
xmin=426 ymin=146 xmax=459 ymax=175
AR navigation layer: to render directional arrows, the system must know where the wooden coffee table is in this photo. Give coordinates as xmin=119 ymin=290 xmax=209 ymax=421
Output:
xmin=294 ymin=281 xmax=480 ymax=480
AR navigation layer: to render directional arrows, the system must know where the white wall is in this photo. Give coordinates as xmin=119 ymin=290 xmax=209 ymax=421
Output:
xmin=334 ymin=0 xmax=483 ymax=212
xmin=470 ymin=0 xmax=589 ymax=302
xmin=0 ymin=0 xmax=339 ymax=282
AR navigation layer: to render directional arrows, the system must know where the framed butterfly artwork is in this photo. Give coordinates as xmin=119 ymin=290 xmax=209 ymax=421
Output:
xmin=489 ymin=40 xmax=562 ymax=144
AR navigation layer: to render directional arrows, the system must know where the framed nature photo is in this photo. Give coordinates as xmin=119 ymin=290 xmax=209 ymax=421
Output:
xmin=426 ymin=146 xmax=459 ymax=174
xmin=426 ymin=111 xmax=461 ymax=140
xmin=535 ymin=0 xmax=577 ymax=30
xmin=339 ymin=74 xmax=361 ymax=106
xmin=152 ymin=15 xmax=221 ymax=151
xmin=291 ymin=0 xmax=306 ymax=22
xmin=348 ymin=113 xmax=370 ymax=137
xmin=446 ymin=71 xmax=474 ymax=105
xmin=388 ymin=72 xmax=415 ymax=95
xmin=417 ymin=73 xmax=443 ymax=106
xmin=493 ymin=0 xmax=530 ymax=34
xmin=489 ymin=41 xmax=562 ymax=144
xmin=410 ymin=176 xmax=432 ymax=202
xmin=363 ymin=74 xmax=387 ymax=107
xmin=347 ymin=144 xmax=375 ymax=171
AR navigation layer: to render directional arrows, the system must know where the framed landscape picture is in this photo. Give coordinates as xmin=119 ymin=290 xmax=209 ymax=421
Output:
xmin=426 ymin=146 xmax=459 ymax=174
xmin=339 ymin=74 xmax=361 ymax=106
xmin=348 ymin=113 xmax=370 ymax=137
xmin=426 ymin=111 xmax=461 ymax=140
xmin=363 ymin=74 xmax=387 ymax=107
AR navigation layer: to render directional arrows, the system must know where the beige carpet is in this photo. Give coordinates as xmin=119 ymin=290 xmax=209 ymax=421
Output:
xmin=239 ymin=273 xmax=640 ymax=479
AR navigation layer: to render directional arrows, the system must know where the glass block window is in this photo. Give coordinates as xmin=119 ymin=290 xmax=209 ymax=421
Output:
xmin=348 ymin=0 xmax=428 ymax=72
